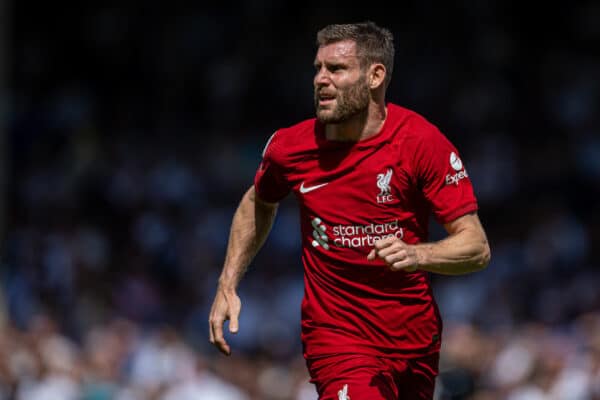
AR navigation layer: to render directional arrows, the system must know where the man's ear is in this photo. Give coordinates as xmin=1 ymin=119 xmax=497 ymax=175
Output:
xmin=368 ymin=63 xmax=386 ymax=89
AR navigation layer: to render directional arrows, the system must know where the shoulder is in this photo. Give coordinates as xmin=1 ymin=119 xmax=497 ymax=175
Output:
xmin=274 ymin=118 xmax=317 ymax=144
xmin=261 ymin=117 xmax=317 ymax=161
xmin=387 ymin=103 xmax=452 ymax=153
xmin=388 ymin=103 xmax=444 ymax=140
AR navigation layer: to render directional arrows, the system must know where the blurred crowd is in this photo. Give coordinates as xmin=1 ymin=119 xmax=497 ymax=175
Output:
xmin=0 ymin=312 xmax=598 ymax=400
xmin=3 ymin=1 xmax=600 ymax=399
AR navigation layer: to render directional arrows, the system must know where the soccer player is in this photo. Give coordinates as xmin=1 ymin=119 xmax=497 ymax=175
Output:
xmin=208 ymin=21 xmax=491 ymax=399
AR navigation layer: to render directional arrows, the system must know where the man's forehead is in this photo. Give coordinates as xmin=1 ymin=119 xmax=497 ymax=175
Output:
xmin=315 ymin=40 xmax=358 ymax=61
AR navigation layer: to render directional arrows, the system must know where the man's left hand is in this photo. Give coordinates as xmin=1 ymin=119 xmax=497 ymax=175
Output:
xmin=367 ymin=236 xmax=419 ymax=272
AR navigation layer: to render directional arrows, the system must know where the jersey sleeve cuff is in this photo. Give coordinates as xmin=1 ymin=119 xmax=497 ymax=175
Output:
xmin=435 ymin=202 xmax=479 ymax=225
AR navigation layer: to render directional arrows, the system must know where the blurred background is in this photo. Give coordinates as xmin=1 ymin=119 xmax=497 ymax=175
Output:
xmin=1 ymin=1 xmax=600 ymax=399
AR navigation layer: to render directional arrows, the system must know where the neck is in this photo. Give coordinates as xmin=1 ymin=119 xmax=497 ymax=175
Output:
xmin=325 ymin=102 xmax=387 ymax=142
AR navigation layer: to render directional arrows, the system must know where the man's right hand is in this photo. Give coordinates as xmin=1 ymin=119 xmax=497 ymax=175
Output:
xmin=208 ymin=287 xmax=241 ymax=355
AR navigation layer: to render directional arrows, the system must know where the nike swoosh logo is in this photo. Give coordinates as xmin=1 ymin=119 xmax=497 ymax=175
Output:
xmin=299 ymin=182 xmax=329 ymax=194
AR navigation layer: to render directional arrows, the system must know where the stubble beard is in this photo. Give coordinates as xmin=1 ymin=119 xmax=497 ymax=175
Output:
xmin=315 ymin=76 xmax=371 ymax=124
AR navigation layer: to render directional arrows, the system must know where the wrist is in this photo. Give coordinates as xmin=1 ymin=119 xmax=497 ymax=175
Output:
xmin=414 ymin=244 xmax=430 ymax=269
xmin=218 ymin=277 xmax=238 ymax=292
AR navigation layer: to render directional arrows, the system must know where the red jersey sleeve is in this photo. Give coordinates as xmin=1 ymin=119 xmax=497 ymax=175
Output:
xmin=253 ymin=131 xmax=291 ymax=203
xmin=413 ymin=126 xmax=478 ymax=224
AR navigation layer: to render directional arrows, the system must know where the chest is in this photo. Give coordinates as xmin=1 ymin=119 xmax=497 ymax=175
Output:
xmin=288 ymin=144 xmax=418 ymax=223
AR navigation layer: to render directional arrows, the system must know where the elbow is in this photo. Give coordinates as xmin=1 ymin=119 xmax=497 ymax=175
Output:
xmin=475 ymin=241 xmax=491 ymax=271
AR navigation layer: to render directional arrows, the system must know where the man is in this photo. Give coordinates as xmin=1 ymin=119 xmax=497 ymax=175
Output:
xmin=209 ymin=21 xmax=490 ymax=400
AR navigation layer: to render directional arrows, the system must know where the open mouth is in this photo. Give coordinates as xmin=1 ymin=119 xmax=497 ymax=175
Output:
xmin=318 ymin=93 xmax=336 ymax=106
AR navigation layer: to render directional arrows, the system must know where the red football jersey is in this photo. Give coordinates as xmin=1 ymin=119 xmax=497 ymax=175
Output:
xmin=254 ymin=103 xmax=478 ymax=359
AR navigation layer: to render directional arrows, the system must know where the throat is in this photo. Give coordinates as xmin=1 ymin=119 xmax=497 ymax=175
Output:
xmin=325 ymin=117 xmax=386 ymax=142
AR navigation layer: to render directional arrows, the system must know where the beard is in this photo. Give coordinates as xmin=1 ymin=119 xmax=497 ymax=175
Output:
xmin=314 ymin=76 xmax=370 ymax=124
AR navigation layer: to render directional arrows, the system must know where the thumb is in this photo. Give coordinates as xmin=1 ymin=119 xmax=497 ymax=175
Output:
xmin=222 ymin=290 xmax=241 ymax=334
xmin=229 ymin=304 xmax=240 ymax=333
xmin=229 ymin=309 xmax=240 ymax=334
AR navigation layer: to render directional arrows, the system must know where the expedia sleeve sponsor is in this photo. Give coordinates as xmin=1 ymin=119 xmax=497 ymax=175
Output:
xmin=445 ymin=152 xmax=469 ymax=186
xmin=413 ymin=128 xmax=478 ymax=224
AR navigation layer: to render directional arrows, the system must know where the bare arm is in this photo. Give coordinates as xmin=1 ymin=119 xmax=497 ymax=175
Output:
xmin=219 ymin=185 xmax=279 ymax=289
xmin=368 ymin=212 xmax=490 ymax=275
xmin=209 ymin=185 xmax=278 ymax=355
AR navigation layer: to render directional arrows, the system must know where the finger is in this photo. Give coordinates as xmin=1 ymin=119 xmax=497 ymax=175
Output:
xmin=374 ymin=236 xmax=397 ymax=250
xmin=390 ymin=259 xmax=417 ymax=272
xmin=214 ymin=336 xmax=231 ymax=356
xmin=367 ymin=249 xmax=377 ymax=260
xmin=375 ymin=236 xmax=407 ymax=250
xmin=384 ymin=251 xmax=406 ymax=265
xmin=211 ymin=318 xmax=231 ymax=355
xmin=209 ymin=318 xmax=215 ymax=343
xmin=376 ymin=244 xmax=403 ymax=258
xmin=229 ymin=306 xmax=240 ymax=334
xmin=208 ymin=312 xmax=219 ymax=344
